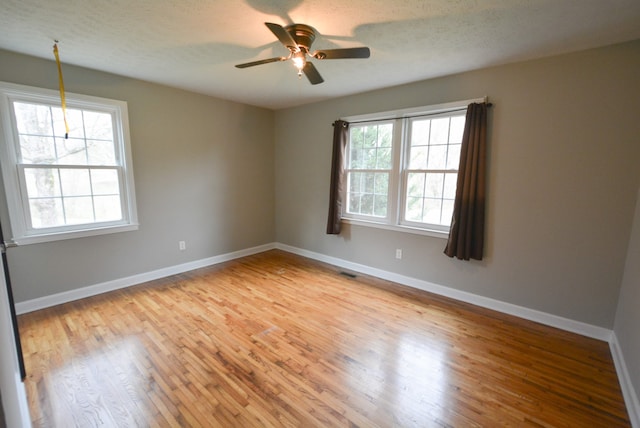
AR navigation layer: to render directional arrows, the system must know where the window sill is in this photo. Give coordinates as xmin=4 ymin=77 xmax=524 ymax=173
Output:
xmin=341 ymin=218 xmax=449 ymax=240
xmin=12 ymin=223 xmax=139 ymax=246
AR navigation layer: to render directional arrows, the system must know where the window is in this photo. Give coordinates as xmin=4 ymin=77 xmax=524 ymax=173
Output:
xmin=343 ymin=99 xmax=482 ymax=237
xmin=0 ymin=81 xmax=138 ymax=244
xmin=345 ymin=121 xmax=394 ymax=219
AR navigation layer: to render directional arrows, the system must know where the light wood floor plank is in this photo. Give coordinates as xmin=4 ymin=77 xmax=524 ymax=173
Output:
xmin=18 ymin=250 xmax=630 ymax=427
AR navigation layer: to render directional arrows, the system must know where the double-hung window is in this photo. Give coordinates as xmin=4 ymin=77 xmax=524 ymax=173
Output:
xmin=343 ymin=98 xmax=482 ymax=237
xmin=344 ymin=121 xmax=395 ymax=219
xmin=0 ymin=81 xmax=138 ymax=244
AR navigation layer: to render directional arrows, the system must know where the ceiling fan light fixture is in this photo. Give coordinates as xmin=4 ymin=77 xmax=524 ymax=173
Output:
xmin=292 ymin=52 xmax=306 ymax=72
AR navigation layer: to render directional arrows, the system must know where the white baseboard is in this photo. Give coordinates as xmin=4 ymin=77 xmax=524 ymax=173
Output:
xmin=275 ymin=243 xmax=612 ymax=342
xmin=15 ymin=243 xmax=276 ymax=315
xmin=610 ymin=333 xmax=640 ymax=427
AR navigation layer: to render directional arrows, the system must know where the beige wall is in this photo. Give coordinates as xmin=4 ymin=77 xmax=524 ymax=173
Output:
xmin=274 ymin=40 xmax=640 ymax=329
xmin=0 ymin=49 xmax=275 ymax=302
xmin=615 ymin=185 xmax=640 ymax=405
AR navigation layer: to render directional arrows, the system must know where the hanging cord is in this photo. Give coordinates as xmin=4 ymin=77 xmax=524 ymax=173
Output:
xmin=53 ymin=41 xmax=69 ymax=139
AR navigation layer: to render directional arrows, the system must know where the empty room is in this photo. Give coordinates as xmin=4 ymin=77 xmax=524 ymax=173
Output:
xmin=0 ymin=1 xmax=639 ymax=427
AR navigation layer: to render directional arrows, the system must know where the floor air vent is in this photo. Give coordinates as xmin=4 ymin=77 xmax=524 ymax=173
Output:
xmin=339 ymin=271 xmax=357 ymax=278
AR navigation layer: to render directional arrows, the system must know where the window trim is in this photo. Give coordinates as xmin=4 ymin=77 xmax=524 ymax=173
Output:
xmin=0 ymin=81 xmax=138 ymax=245
xmin=341 ymin=97 xmax=485 ymax=237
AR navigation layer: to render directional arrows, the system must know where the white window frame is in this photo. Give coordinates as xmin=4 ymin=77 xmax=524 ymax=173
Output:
xmin=0 ymin=81 xmax=138 ymax=245
xmin=341 ymin=97 xmax=485 ymax=239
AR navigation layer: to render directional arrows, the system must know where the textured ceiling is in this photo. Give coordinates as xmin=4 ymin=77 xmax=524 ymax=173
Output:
xmin=1 ymin=0 xmax=640 ymax=110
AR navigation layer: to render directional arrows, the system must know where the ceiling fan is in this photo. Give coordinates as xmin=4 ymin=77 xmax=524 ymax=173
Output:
xmin=235 ymin=22 xmax=371 ymax=85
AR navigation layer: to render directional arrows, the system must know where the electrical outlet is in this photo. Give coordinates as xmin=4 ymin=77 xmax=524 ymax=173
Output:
xmin=179 ymin=241 xmax=186 ymax=251
xmin=395 ymin=248 xmax=402 ymax=259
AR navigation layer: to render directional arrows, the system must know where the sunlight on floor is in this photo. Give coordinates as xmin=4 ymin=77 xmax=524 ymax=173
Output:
xmin=344 ymin=329 xmax=449 ymax=425
xmin=48 ymin=337 xmax=148 ymax=426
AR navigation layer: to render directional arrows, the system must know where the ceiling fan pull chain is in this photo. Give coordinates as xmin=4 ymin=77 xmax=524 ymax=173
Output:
xmin=53 ymin=41 xmax=70 ymax=139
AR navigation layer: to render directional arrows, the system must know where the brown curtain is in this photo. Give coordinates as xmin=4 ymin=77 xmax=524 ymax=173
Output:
xmin=326 ymin=120 xmax=349 ymax=234
xmin=444 ymin=102 xmax=488 ymax=260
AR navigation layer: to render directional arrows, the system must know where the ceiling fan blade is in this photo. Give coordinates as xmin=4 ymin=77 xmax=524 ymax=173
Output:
xmin=303 ymin=62 xmax=324 ymax=85
xmin=265 ymin=22 xmax=298 ymax=52
xmin=312 ymin=47 xmax=371 ymax=60
xmin=235 ymin=56 xmax=287 ymax=68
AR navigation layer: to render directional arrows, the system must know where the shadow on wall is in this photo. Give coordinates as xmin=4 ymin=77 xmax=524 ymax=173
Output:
xmin=0 ymin=391 xmax=6 ymax=428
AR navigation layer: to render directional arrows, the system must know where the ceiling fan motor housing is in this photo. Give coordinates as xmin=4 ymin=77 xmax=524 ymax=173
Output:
xmin=285 ymin=24 xmax=317 ymax=53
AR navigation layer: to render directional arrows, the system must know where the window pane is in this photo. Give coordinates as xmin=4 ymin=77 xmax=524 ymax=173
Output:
xmin=446 ymin=144 xmax=461 ymax=169
xmin=20 ymin=135 xmax=56 ymax=164
xmin=450 ymin=116 xmax=466 ymax=144
xmin=430 ymin=118 xmax=450 ymax=145
xmin=423 ymin=198 xmax=442 ymax=224
xmin=374 ymin=194 xmax=387 ymax=217
xmin=405 ymin=196 xmax=423 ymax=222
xmin=407 ymin=173 xmax=425 ymax=197
xmin=442 ymin=199 xmax=454 ymax=225
xmin=409 ymin=146 xmax=428 ymax=169
xmin=52 ymin=107 xmax=84 ymax=138
xmin=91 ymin=169 xmax=120 ymax=195
xmin=411 ymin=120 xmax=429 ymax=146
xmin=24 ymin=168 xmax=61 ymax=197
xmin=349 ymin=148 xmax=363 ymax=169
xmin=13 ymin=102 xmax=53 ymax=135
xmin=363 ymin=173 xmax=375 ymax=193
xmin=348 ymin=123 xmax=393 ymax=172
xmin=364 ymin=148 xmax=378 ymax=168
xmin=377 ymin=124 xmax=393 ymax=148
xmin=361 ymin=194 xmax=373 ymax=214
xmin=376 ymin=147 xmax=392 ymax=169
xmin=55 ymin=137 xmax=87 ymax=165
xmin=350 ymin=127 xmax=364 ymax=148
xmin=94 ymin=195 xmax=122 ymax=222
xmin=346 ymin=171 xmax=388 ymax=217
xmin=87 ymin=140 xmax=116 ymax=165
xmin=425 ymin=173 xmax=444 ymax=198
xmin=25 ymin=167 xmax=123 ymax=228
xmin=363 ymin=126 xmax=378 ymax=148
xmin=29 ymin=198 xmax=64 ymax=228
xmin=60 ymin=169 xmax=91 ymax=196
xmin=427 ymin=145 xmax=447 ymax=169
xmin=63 ymin=196 xmax=94 ymax=225
xmin=443 ymin=173 xmax=458 ymax=199
xmin=349 ymin=172 xmax=361 ymax=193
xmin=374 ymin=173 xmax=388 ymax=195
xmin=348 ymin=193 xmax=361 ymax=213
xmin=83 ymin=111 xmax=113 ymax=140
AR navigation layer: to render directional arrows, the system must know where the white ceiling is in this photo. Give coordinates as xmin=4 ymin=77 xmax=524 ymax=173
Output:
xmin=1 ymin=0 xmax=640 ymax=110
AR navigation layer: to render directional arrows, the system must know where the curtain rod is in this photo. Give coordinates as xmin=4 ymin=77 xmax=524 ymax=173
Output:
xmin=334 ymin=102 xmax=493 ymax=126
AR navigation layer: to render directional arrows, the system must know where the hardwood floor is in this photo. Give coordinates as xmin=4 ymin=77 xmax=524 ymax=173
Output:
xmin=18 ymin=250 xmax=629 ymax=427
